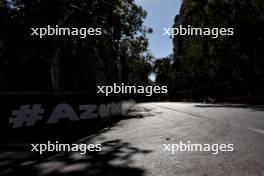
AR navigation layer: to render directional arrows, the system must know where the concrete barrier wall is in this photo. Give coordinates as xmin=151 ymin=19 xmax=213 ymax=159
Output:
xmin=0 ymin=93 xmax=135 ymax=141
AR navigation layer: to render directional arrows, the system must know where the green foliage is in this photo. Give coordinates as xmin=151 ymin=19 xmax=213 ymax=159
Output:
xmin=0 ymin=0 xmax=152 ymax=93
xmin=154 ymin=56 xmax=172 ymax=87
xmin=170 ymin=0 xmax=264 ymax=98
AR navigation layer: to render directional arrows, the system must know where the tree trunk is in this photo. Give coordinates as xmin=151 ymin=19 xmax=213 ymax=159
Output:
xmin=50 ymin=47 xmax=61 ymax=92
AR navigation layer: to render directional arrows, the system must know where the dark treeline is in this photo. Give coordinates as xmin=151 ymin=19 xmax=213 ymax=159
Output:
xmin=1 ymin=0 xmax=264 ymax=101
xmin=0 ymin=0 xmax=153 ymax=93
xmin=155 ymin=0 xmax=264 ymax=101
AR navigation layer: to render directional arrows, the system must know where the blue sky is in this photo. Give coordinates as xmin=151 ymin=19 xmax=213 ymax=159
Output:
xmin=135 ymin=0 xmax=182 ymax=59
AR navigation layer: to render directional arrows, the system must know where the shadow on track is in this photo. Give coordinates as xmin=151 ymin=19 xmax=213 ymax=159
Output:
xmin=0 ymin=105 xmax=155 ymax=176
xmin=5 ymin=140 xmax=151 ymax=176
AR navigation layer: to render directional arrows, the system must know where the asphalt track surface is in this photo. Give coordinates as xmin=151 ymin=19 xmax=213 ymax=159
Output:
xmin=1 ymin=102 xmax=264 ymax=176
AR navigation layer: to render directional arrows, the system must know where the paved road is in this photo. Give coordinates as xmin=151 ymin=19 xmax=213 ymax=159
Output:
xmin=1 ymin=102 xmax=264 ymax=175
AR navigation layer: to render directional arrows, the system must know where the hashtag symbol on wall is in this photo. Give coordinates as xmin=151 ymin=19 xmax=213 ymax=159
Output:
xmin=9 ymin=104 xmax=45 ymax=128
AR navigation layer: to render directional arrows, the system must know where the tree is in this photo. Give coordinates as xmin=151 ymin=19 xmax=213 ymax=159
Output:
xmin=0 ymin=0 xmax=152 ymax=94
xmin=171 ymin=0 xmax=264 ymax=98
xmin=153 ymin=56 xmax=172 ymax=87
